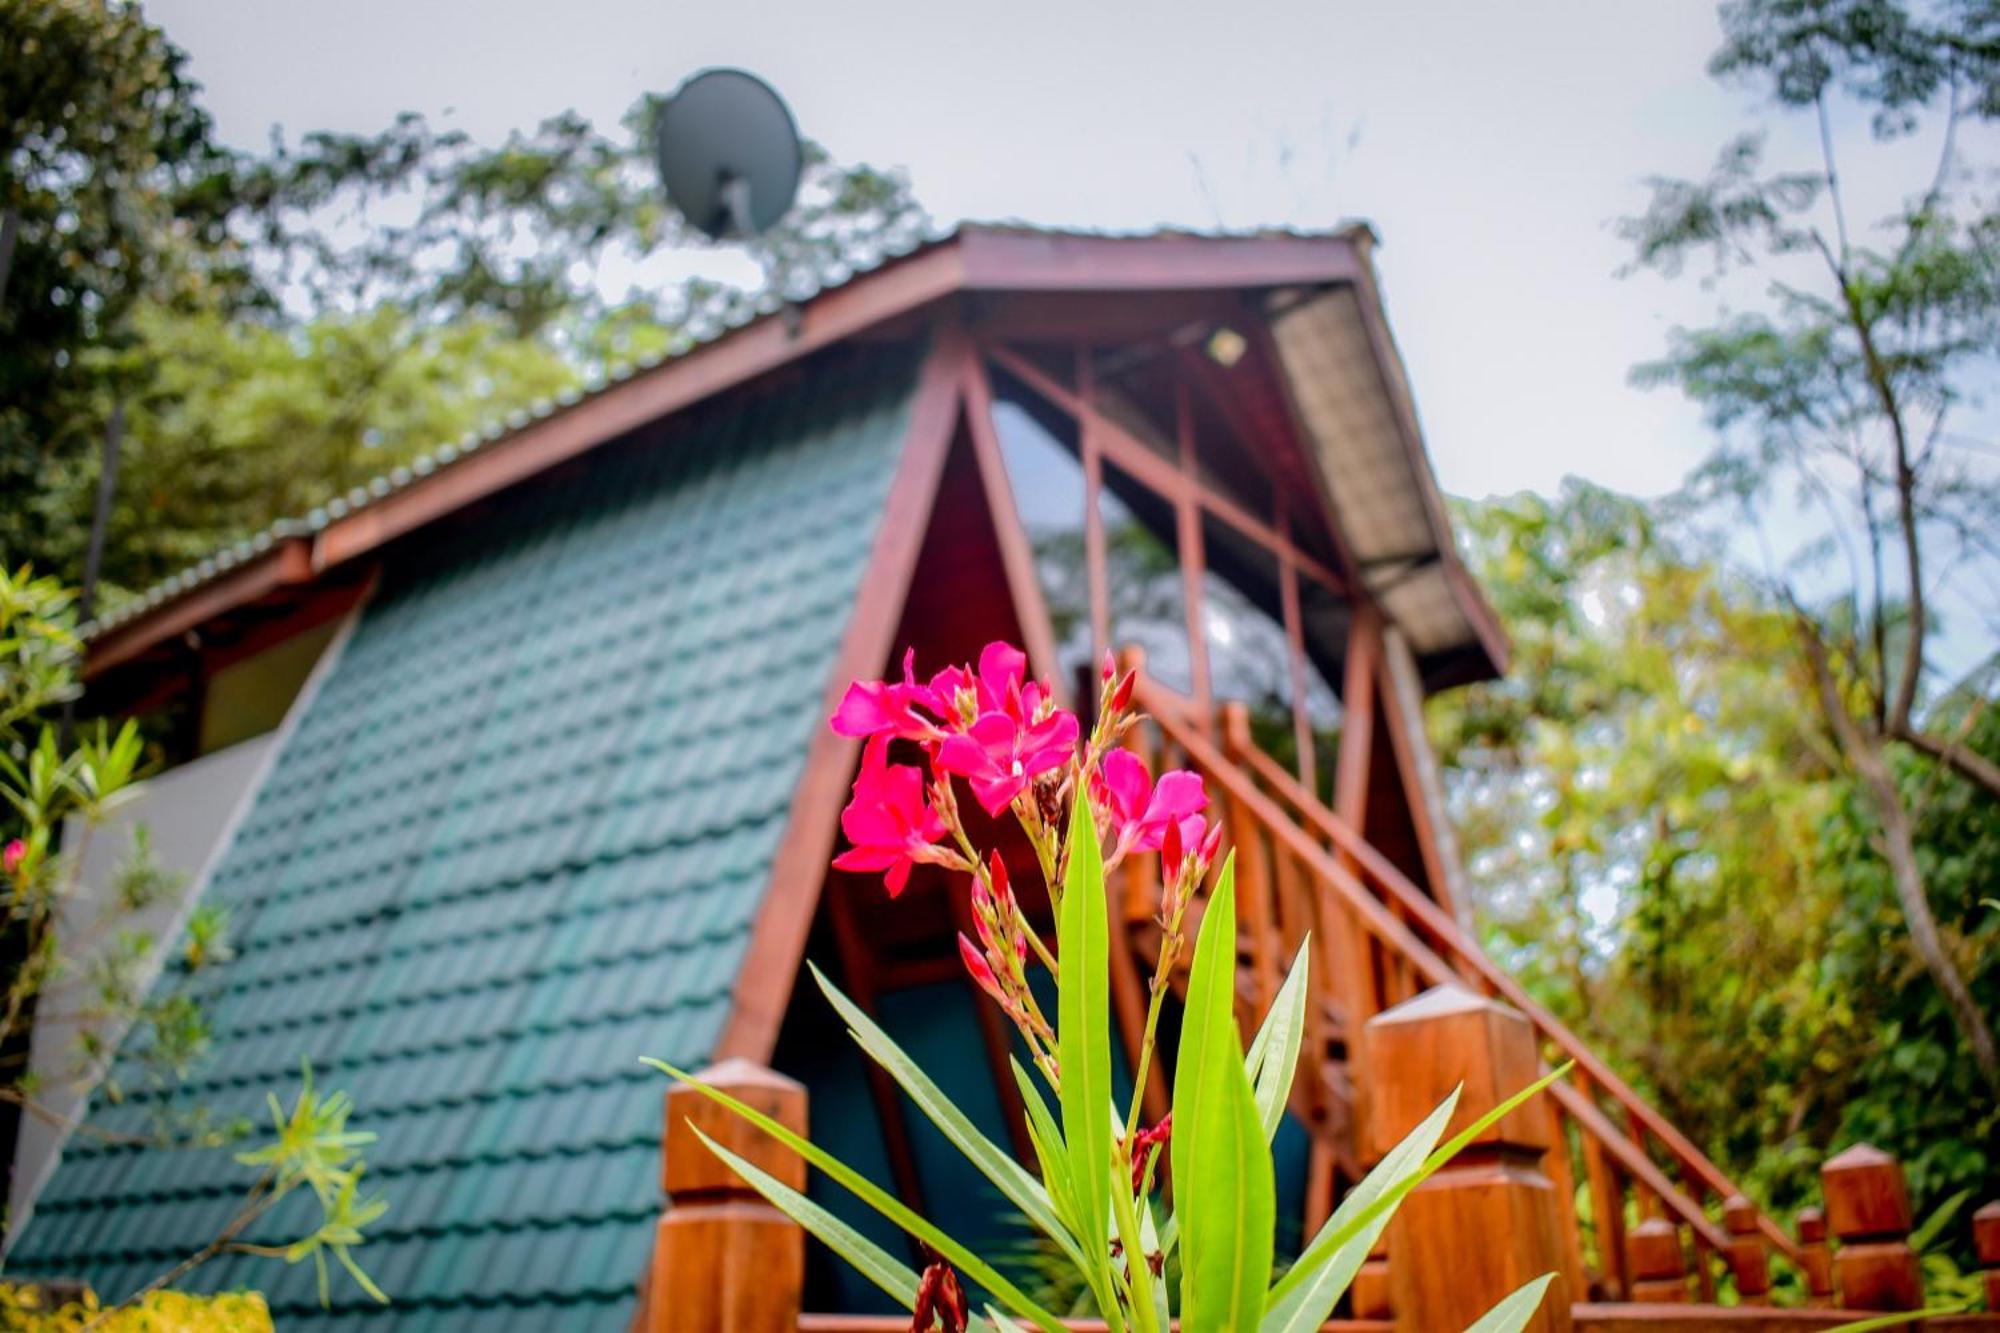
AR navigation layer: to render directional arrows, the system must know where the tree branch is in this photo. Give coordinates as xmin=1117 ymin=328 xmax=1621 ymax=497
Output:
xmin=1894 ymin=717 xmax=2000 ymax=802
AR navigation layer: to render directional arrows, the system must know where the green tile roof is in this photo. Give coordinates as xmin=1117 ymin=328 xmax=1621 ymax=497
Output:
xmin=10 ymin=340 xmax=926 ymax=1327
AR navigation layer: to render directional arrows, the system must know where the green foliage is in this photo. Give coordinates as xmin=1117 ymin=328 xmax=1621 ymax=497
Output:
xmin=0 ymin=1284 xmax=273 ymax=1331
xmin=1435 ymin=481 xmax=1998 ymax=1263
xmin=231 ymin=1063 xmax=388 ymax=1306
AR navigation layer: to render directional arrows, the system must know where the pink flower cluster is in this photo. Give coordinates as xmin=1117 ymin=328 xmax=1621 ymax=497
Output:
xmin=828 ymin=642 xmax=1223 ymax=1077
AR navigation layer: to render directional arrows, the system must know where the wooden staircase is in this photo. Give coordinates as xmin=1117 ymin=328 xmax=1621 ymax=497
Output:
xmin=1114 ymin=677 xmax=1800 ymax=1304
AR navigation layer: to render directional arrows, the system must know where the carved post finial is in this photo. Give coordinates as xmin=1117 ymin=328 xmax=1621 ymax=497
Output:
xmin=1365 ymin=984 xmax=1573 ymax=1333
xmin=1722 ymin=1195 xmax=1770 ymax=1304
xmin=1627 ymin=1216 xmax=1689 ymax=1303
xmin=1822 ymin=1143 xmax=1922 ymax=1312
xmin=649 ymin=1059 xmax=807 ymax=1333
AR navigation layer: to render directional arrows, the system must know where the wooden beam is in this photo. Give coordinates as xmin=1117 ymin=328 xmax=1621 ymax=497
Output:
xmin=1079 ymin=347 xmax=1111 ymax=668
xmin=956 ymin=226 xmax=1367 ymax=293
xmin=1375 ymin=623 xmax=1472 ymax=930
xmin=715 ymin=328 xmax=968 ymax=1061
xmin=84 ymin=539 xmax=315 ymax=678
xmin=1175 ymin=379 xmax=1213 ymax=716
xmin=960 ymin=358 xmax=1063 ymax=694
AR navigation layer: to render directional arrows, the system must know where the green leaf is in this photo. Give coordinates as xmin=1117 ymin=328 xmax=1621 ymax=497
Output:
xmin=1012 ymin=1064 xmax=1124 ymax=1329
xmin=1259 ymin=1089 xmax=1460 ymax=1332
xmin=645 ymin=1057 xmax=1069 ymax=1333
xmin=697 ymin=1129 xmax=922 ymax=1312
xmin=812 ymin=963 xmax=1083 ymax=1267
xmin=1057 ymin=788 xmax=1117 ymax=1300
xmin=1265 ymin=1060 xmax=1574 ymax=1323
xmin=1172 ymin=857 xmax=1275 ymax=1330
xmin=1464 ymin=1274 xmax=1556 ymax=1333
xmin=1245 ymin=939 xmax=1311 ymax=1144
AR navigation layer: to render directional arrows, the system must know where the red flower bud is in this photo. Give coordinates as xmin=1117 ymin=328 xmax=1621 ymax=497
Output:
xmin=988 ymin=850 xmax=1012 ymax=910
xmin=958 ymin=933 xmax=1003 ymax=1003
xmin=910 ymin=1257 xmax=968 ymax=1333
xmin=1109 ymin=667 xmax=1136 ymax=715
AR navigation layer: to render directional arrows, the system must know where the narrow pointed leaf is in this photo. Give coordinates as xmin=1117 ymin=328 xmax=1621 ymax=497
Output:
xmin=699 ymin=1130 xmax=923 ymax=1310
xmin=1172 ymin=858 xmax=1275 ymax=1330
xmin=1057 ymin=788 xmax=1116 ymax=1298
xmin=813 ymin=963 xmax=1081 ymax=1265
xmin=1259 ymin=1091 xmax=1459 ymax=1332
xmin=1265 ymin=1062 xmax=1573 ymax=1321
xmin=1244 ymin=939 xmax=1310 ymax=1143
xmin=1464 ymin=1274 xmax=1557 ymax=1333
xmin=644 ymin=1058 xmax=1069 ymax=1333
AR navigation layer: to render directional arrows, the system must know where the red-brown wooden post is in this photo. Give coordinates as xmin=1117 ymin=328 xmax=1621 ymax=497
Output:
xmin=1366 ymin=985 xmax=1573 ymax=1333
xmin=1796 ymin=1206 xmax=1836 ymax=1307
xmin=650 ymin=1058 xmax=807 ymax=1333
xmin=1352 ymin=1229 xmax=1394 ymax=1321
xmin=1822 ymin=1143 xmax=1922 ymax=1312
xmin=1972 ymin=1200 xmax=1999 ymax=1313
xmin=1627 ymin=1216 xmax=1688 ymax=1303
xmin=1722 ymin=1194 xmax=1770 ymax=1304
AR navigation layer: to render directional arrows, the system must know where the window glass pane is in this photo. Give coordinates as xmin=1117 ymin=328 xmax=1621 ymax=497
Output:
xmin=1102 ymin=460 xmax=1193 ymax=694
xmin=991 ymin=385 xmax=1093 ymax=684
xmin=1201 ymin=514 xmax=1340 ymax=784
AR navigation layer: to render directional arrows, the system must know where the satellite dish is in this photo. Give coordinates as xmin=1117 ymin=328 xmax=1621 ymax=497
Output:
xmin=655 ymin=68 xmax=804 ymax=240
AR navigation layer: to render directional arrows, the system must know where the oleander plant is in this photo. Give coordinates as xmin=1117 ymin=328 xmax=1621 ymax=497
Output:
xmin=651 ymin=642 xmax=1563 ymax=1332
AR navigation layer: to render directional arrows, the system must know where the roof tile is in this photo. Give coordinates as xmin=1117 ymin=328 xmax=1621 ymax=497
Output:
xmin=11 ymin=340 xmax=925 ymax=1322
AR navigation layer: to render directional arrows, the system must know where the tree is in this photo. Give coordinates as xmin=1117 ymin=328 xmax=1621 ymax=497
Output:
xmin=1622 ymin=0 xmax=2000 ymax=1091
xmin=0 ymin=0 xmax=247 ymax=598
xmin=1434 ymin=481 xmax=1997 ymax=1247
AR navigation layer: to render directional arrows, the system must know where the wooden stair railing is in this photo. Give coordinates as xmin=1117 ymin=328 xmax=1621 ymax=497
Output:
xmin=1124 ymin=679 xmax=1796 ymax=1304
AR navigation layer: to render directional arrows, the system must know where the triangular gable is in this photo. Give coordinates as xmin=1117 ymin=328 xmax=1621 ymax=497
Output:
xmin=9 ymin=340 xmax=934 ymax=1328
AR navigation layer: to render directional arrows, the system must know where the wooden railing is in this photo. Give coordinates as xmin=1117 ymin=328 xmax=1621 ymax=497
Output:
xmin=1125 ymin=678 xmax=1844 ymax=1309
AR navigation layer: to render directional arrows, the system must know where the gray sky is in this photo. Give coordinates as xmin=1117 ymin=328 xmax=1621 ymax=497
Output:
xmin=153 ymin=0 xmax=1755 ymax=503
xmin=150 ymin=0 xmax=1996 ymax=674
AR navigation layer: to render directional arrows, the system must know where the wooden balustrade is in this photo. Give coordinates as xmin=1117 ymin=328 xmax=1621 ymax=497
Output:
xmin=639 ymin=690 xmax=2000 ymax=1331
xmin=1795 ymin=1206 xmax=1836 ymax=1307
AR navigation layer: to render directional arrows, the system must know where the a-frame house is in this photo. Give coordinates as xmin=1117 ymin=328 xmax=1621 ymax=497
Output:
xmin=5 ymin=227 xmax=1939 ymax=1331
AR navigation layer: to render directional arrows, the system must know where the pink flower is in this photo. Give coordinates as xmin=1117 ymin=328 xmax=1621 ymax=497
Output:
xmin=1094 ymin=750 xmax=1208 ymax=862
xmin=937 ymin=706 xmax=1079 ymax=817
xmin=932 ymin=643 xmax=1078 ymax=816
xmin=831 ymin=649 xmax=950 ymax=745
xmin=2 ymin=839 xmax=24 ymax=877
xmin=832 ymin=737 xmax=948 ymax=897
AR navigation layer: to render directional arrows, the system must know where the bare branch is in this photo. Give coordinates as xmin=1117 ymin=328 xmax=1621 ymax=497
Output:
xmin=1894 ymin=716 xmax=2000 ymax=802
